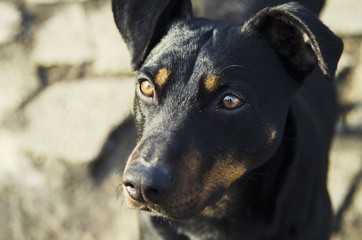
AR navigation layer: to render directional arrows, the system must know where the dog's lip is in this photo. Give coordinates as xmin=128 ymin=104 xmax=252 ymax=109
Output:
xmin=132 ymin=188 xmax=226 ymax=220
xmin=122 ymin=175 xmax=227 ymax=219
xmin=140 ymin=206 xmax=151 ymax=212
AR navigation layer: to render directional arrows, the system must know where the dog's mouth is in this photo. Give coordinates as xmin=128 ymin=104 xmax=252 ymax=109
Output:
xmin=123 ymin=183 xmax=226 ymax=220
xmin=122 ymin=141 xmax=247 ymax=219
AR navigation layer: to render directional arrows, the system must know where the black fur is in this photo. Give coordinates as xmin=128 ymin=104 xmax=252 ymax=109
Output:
xmin=112 ymin=0 xmax=343 ymax=239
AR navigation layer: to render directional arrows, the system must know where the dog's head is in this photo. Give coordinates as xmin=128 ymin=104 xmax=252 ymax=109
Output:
xmin=113 ymin=0 xmax=342 ymax=219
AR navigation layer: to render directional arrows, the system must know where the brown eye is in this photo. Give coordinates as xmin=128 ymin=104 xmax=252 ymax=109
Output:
xmin=221 ymin=95 xmax=244 ymax=109
xmin=140 ymin=79 xmax=154 ymax=97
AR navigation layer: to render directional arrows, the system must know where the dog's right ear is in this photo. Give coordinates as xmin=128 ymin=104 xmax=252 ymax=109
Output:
xmin=112 ymin=0 xmax=193 ymax=70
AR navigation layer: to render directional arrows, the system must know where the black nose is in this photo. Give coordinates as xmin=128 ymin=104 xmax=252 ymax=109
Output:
xmin=122 ymin=164 xmax=172 ymax=204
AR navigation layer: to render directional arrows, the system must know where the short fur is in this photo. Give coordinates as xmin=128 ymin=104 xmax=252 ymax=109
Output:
xmin=112 ymin=0 xmax=343 ymax=239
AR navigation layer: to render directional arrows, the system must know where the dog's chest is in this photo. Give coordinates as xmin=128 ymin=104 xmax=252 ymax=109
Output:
xmin=174 ymin=217 xmax=271 ymax=240
xmin=176 ymin=220 xmax=228 ymax=240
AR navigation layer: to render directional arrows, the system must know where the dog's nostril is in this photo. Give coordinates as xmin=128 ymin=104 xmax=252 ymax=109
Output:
xmin=123 ymin=164 xmax=171 ymax=204
xmin=144 ymin=187 xmax=163 ymax=203
xmin=124 ymin=181 xmax=143 ymax=201
xmin=125 ymin=183 xmax=137 ymax=196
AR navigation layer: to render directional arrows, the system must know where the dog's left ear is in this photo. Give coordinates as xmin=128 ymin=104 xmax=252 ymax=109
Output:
xmin=244 ymin=2 xmax=343 ymax=81
xmin=112 ymin=0 xmax=193 ymax=70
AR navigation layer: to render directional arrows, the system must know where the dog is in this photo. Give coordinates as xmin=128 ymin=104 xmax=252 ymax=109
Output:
xmin=112 ymin=0 xmax=343 ymax=239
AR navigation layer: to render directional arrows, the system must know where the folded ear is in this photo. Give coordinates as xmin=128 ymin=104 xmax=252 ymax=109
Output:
xmin=244 ymin=2 xmax=343 ymax=81
xmin=112 ymin=0 xmax=193 ymax=70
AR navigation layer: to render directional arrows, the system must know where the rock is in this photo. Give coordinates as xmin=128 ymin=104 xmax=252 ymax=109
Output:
xmin=332 ymin=171 xmax=362 ymax=240
xmin=0 ymin=2 xmax=22 ymax=44
xmin=31 ymin=4 xmax=93 ymax=74
xmin=0 ymin=130 xmax=44 ymax=188
xmin=328 ymin=136 xmax=362 ymax=212
xmin=88 ymin=2 xmax=132 ymax=76
xmin=354 ymin=182 xmax=362 ymax=215
xmin=341 ymin=45 xmax=362 ymax=105
xmin=321 ymin=0 xmax=362 ymax=36
xmin=0 ymin=47 xmax=39 ymax=124
xmin=21 ymin=77 xmax=134 ymax=164
xmin=344 ymin=105 xmax=362 ymax=131
xmin=24 ymin=0 xmax=87 ymax=5
xmin=337 ymin=40 xmax=362 ymax=131
xmin=36 ymin=63 xmax=92 ymax=84
xmin=0 ymin=165 xmax=139 ymax=240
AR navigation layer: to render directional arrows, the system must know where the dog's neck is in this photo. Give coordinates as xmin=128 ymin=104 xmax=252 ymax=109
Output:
xmin=173 ymin=110 xmax=297 ymax=239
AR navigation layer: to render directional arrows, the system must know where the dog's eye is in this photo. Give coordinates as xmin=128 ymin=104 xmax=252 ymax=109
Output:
xmin=139 ymin=79 xmax=154 ymax=97
xmin=221 ymin=95 xmax=244 ymax=110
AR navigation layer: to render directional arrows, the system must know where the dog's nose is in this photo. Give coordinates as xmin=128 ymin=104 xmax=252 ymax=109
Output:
xmin=123 ymin=164 xmax=172 ymax=204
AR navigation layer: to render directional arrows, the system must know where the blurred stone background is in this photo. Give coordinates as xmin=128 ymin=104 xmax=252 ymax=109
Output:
xmin=0 ymin=0 xmax=361 ymax=239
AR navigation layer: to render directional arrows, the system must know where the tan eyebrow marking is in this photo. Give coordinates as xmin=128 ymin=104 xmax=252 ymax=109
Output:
xmin=155 ymin=68 xmax=170 ymax=87
xmin=204 ymin=74 xmax=219 ymax=92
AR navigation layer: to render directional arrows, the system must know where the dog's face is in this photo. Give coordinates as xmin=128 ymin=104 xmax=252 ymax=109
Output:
xmin=112 ymin=0 xmax=342 ymax=219
xmin=129 ymin=23 xmax=292 ymax=218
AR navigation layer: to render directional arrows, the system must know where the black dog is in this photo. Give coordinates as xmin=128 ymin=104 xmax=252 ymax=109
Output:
xmin=112 ymin=0 xmax=343 ymax=239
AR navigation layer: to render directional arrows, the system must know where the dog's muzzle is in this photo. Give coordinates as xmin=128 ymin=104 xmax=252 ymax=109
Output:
xmin=123 ymin=162 xmax=173 ymax=206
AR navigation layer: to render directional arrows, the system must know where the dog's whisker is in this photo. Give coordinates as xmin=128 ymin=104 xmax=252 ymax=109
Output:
xmin=116 ymin=184 xmax=124 ymax=200
xmin=114 ymin=168 xmax=124 ymax=178
xmin=162 ymin=216 xmax=174 ymax=227
xmin=218 ymin=64 xmax=246 ymax=75
xmin=243 ymin=173 xmax=260 ymax=182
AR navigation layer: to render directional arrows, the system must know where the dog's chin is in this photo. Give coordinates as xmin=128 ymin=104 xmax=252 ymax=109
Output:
xmin=124 ymin=188 xmax=225 ymax=220
xmin=139 ymin=205 xmax=199 ymax=220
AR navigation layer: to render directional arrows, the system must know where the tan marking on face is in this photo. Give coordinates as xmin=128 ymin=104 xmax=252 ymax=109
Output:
xmin=174 ymin=148 xmax=201 ymax=197
xmin=201 ymin=190 xmax=233 ymax=218
xmin=203 ymin=155 xmax=246 ymax=189
xmin=155 ymin=68 xmax=170 ymax=87
xmin=164 ymin=148 xmax=201 ymax=215
xmin=195 ymin=156 xmax=246 ymax=217
xmin=204 ymin=74 xmax=219 ymax=92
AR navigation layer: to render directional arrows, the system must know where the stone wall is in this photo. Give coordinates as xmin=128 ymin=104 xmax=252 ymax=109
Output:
xmin=0 ymin=0 xmax=361 ymax=239
xmin=321 ymin=1 xmax=362 ymax=239
xmin=0 ymin=0 xmax=138 ymax=239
